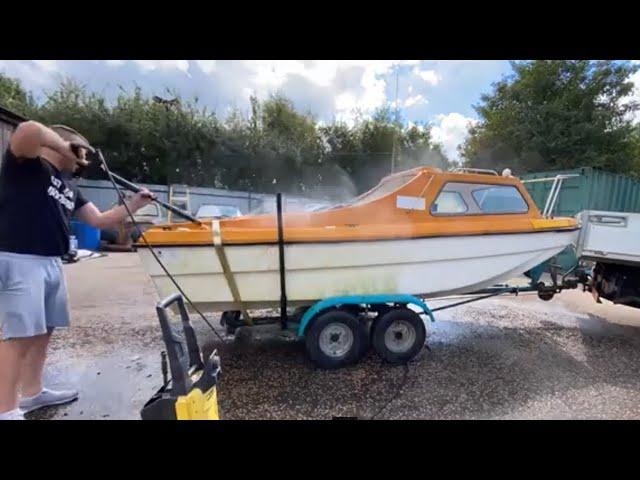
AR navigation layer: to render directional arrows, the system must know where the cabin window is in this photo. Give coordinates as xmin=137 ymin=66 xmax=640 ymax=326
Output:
xmin=471 ymin=186 xmax=528 ymax=213
xmin=430 ymin=182 xmax=530 ymax=215
xmin=431 ymin=191 xmax=468 ymax=214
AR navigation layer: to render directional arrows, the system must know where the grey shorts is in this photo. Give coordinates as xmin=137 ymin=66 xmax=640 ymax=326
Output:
xmin=0 ymin=251 xmax=70 ymax=340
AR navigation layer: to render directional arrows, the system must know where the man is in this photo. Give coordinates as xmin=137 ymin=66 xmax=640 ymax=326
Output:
xmin=0 ymin=121 xmax=154 ymax=420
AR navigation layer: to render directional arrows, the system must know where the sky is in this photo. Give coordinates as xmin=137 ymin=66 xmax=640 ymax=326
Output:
xmin=1 ymin=60 xmax=639 ymax=161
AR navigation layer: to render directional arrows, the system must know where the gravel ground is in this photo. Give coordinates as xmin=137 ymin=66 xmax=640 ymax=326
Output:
xmin=30 ymin=252 xmax=640 ymax=420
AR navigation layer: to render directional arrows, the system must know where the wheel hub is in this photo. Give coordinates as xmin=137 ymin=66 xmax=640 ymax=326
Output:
xmin=319 ymin=322 xmax=354 ymax=358
xmin=384 ymin=320 xmax=417 ymax=353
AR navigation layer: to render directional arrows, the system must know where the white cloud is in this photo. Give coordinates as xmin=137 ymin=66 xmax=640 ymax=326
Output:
xmin=234 ymin=60 xmax=423 ymax=122
xmin=239 ymin=60 xmax=420 ymax=89
xmin=332 ymin=61 xmax=420 ymax=121
xmin=413 ymin=68 xmax=440 ymax=86
xmin=241 ymin=87 xmax=254 ymax=100
xmin=431 ymin=112 xmax=478 ymax=162
xmin=132 ymin=60 xmax=190 ymax=73
xmin=195 ymin=60 xmax=217 ymax=74
xmin=3 ymin=60 xmax=483 ymax=131
xmin=245 ymin=61 xmax=313 ymax=83
xmin=356 ymin=65 xmax=387 ymax=116
xmin=33 ymin=60 xmax=59 ymax=72
xmin=335 ymin=92 xmax=358 ymax=116
xmin=1 ymin=60 xmax=437 ymax=125
xmin=0 ymin=60 xmax=58 ymax=88
xmin=403 ymin=94 xmax=427 ymax=108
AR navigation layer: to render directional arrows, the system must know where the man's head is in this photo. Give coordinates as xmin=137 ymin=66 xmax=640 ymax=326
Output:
xmin=42 ymin=125 xmax=92 ymax=173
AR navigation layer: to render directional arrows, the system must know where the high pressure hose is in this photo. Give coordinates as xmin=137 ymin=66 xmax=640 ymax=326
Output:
xmin=95 ymin=149 xmax=226 ymax=343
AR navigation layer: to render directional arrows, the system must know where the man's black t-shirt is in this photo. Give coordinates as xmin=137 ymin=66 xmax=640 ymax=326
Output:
xmin=0 ymin=147 xmax=88 ymax=257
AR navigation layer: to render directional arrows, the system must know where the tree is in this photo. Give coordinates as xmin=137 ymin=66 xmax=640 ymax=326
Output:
xmin=0 ymin=73 xmax=36 ymax=117
xmin=461 ymin=61 xmax=640 ymax=175
xmin=399 ymin=122 xmax=450 ymax=171
xmin=317 ymin=108 xmax=450 ymax=194
xmin=258 ymin=94 xmax=325 ymax=193
xmin=631 ymin=125 xmax=640 ymax=179
xmin=27 ymin=79 xmax=222 ymax=185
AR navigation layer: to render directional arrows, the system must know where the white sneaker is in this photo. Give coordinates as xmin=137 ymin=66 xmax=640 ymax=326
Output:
xmin=0 ymin=408 xmax=25 ymax=420
xmin=20 ymin=388 xmax=79 ymax=413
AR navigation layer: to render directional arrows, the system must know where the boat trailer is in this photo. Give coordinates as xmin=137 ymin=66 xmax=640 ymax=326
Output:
xmin=140 ymin=265 xmax=585 ymax=420
xmin=218 ymin=271 xmax=584 ymax=370
xmin=214 ymin=190 xmax=588 ymax=369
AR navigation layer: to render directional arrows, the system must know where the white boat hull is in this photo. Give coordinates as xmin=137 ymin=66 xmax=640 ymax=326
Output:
xmin=137 ymin=230 xmax=578 ymax=311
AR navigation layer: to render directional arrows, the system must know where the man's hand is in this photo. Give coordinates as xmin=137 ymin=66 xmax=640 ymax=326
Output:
xmin=127 ymin=188 xmax=156 ymax=212
xmin=63 ymin=141 xmax=90 ymax=167
xmin=76 ymin=189 xmax=157 ymax=230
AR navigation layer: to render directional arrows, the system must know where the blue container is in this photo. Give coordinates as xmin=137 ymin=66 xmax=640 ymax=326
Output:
xmin=70 ymin=220 xmax=101 ymax=251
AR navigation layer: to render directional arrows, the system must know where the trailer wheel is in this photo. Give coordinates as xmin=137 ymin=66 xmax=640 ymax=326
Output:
xmin=333 ymin=307 xmax=371 ymax=359
xmin=220 ymin=311 xmax=242 ymax=335
xmin=305 ymin=310 xmax=367 ymax=369
xmin=536 ymin=282 xmax=555 ymax=301
xmin=537 ymin=290 xmax=555 ymax=301
xmin=372 ymin=308 xmax=426 ymax=364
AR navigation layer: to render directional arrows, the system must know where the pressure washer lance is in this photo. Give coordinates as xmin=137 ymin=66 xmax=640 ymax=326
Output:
xmin=74 ymin=144 xmax=199 ymax=224
xmin=95 ymin=165 xmax=200 ymax=224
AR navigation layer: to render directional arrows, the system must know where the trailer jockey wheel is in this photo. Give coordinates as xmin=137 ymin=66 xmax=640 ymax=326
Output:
xmin=537 ymin=290 xmax=555 ymax=301
xmin=305 ymin=310 xmax=368 ymax=369
xmin=372 ymin=308 xmax=426 ymax=364
xmin=536 ymin=282 xmax=555 ymax=301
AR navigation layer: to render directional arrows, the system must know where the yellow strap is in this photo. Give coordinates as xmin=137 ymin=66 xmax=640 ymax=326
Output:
xmin=212 ymin=220 xmax=252 ymax=325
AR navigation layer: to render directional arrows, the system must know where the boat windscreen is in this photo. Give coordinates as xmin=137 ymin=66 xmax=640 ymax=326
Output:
xmin=338 ymin=173 xmax=417 ymax=208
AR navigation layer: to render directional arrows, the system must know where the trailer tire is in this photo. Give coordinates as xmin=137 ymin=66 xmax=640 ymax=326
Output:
xmin=537 ymin=290 xmax=555 ymax=301
xmin=372 ymin=308 xmax=426 ymax=364
xmin=334 ymin=307 xmax=370 ymax=359
xmin=305 ymin=310 xmax=367 ymax=369
xmin=221 ymin=311 xmax=242 ymax=335
xmin=354 ymin=314 xmax=371 ymax=359
xmin=536 ymin=283 xmax=555 ymax=301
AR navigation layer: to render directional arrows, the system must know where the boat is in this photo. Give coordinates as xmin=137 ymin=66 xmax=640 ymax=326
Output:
xmin=136 ymin=167 xmax=580 ymax=312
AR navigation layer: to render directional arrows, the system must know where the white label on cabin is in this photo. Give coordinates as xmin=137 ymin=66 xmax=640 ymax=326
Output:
xmin=396 ymin=195 xmax=426 ymax=210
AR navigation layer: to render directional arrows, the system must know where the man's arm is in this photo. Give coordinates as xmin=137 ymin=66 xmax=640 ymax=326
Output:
xmin=10 ymin=121 xmax=80 ymax=162
xmin=75 ymin=190 xmax=154 ymax=230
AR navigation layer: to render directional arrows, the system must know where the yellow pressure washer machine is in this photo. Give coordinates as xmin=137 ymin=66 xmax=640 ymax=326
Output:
xmin=140 ymin=293 xmax=221 ymax=420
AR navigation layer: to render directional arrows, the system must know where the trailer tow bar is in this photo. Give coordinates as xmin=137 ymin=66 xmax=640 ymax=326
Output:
xmin=430 ymin=287 xmax=522 ymax=313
